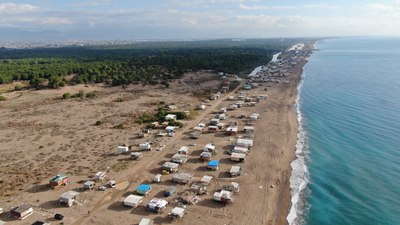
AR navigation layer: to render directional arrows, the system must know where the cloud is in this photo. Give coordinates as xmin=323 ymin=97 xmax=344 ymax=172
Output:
xmin=0 ymin=3 xmax=39 ymax=14
xmin=239 ymin=4 xmax=296 ymax=10
xmin=303 ymin=3 xmax=338 ymax=9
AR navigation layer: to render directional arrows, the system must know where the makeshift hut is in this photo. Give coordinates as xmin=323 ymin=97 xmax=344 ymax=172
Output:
xmin=207 ymin=160 xmax=220 ymax=171
xmin=180 ymin=191 xmax=200 ymax=205
xmin=162 ymin=162 xmax=179 ymax=173
xmin=178 ymin=146 xmax=189 ymax=155
xmin=213 ymin=190 xmax=234 ymax=203
xmin=168 ymin=207 xmax=185 ymax=219
xmin=83 ymin=181 xmax=95 ymax=190
xmin=136 ymin=184 xmax=152 ymax=195
xmin=95 ymin=171 xmax=107 ymax=181
xmin=10 ymin=204 xmax=33 ymax=220
xmin=165 ymin=114 xmax=177 ymax=121
xmin=222 ymin=182 xmax=240 ymax=193
xmin=59 ymin=190 xmax=80 ymax=207
xmin=164 ymin=185 xmax=177 ymax=197
xmin=200 ymin=175 xmax=213 ymax=185
xmin=123 ymin=195 xmax=143 ymax=208
xmin=117 ymin=146 xmax=129 ymax=154
xmin=226 ymin=126 xmax=238 ymax=135
xmin=131 ymin=152 xmax=143 ymax=160
xmin=139 ymin=142 xmax=151 ymax=151
xmin=172 ymin=172 xmax=193 ymax=184
xmin=231 ymin=153 xmax=246 ymax=162
xmin=232 ymin=146 xmax=250 ymax=154
xmin=49 ymin=174 xmax=68 ymax=188
xmin=204 ymin=143 xmax=216 ymax=154
xmin=200 ymin=151 xmax=212 ymax=161
xmin=230 ymin=166 xmax=242 ymax=177
xmin=147 ymin=198 xmax=168 ymax=213
xmin=171 ymin=154 xmax=188 ymax=164
xmin=236 ymin=139 xmax=254 ymax=148
xmin=139 ymin=218 xmax=154 ymax=225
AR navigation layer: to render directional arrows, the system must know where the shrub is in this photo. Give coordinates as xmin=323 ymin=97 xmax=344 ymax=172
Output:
xmin=168 ymin=120 xmax=183 ymax=128
xmin=62 ymin=92 xmax=71 ymax=99
xmin=0 ymin=96 xmax=6 ymax=101
xmin=14 ymin=85 xmax=23 ymax=91
xmin=95 ymin=120 xmax=102 ymax=126
xmin=86 ymin=91 xmax=97 ymax=98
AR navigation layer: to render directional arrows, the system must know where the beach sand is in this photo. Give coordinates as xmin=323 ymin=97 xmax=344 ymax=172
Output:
xmin=0 ymin=49 xmax=310 ymax=225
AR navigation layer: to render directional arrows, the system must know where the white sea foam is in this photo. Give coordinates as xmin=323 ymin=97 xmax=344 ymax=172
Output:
xmin=287 ymin=69 xmax=310 ymax=225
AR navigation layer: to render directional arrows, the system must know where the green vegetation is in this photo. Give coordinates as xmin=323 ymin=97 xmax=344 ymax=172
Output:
xmin=0 ymin=95 xmax=6 ymax=101
xmin=0 ymin=39 xmax=304 ymax=88
xmin=95 ymin=120 xmax=102 ymax=126
xmin=62 ymin=92 xmax=71 ymax=99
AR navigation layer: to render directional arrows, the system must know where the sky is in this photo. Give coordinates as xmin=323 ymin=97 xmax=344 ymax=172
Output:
xmin=0 ymin=0 xmax=400 ymax=40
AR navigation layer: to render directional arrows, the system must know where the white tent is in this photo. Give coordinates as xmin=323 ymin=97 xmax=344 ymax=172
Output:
xmin=123 ymin=195 xmax=143 ymax=208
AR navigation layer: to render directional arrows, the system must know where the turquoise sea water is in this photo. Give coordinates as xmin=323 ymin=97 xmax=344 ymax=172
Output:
xmin=299 ymin=37 xmax=400 ymax=225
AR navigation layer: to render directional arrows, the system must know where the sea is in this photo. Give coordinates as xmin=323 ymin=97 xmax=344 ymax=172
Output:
xmin=288 ymin=37 xmax=400 ymax=225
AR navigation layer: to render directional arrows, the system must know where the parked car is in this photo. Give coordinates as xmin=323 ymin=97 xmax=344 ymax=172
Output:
xmin=54 ymin=213 xmax=64 ymax=220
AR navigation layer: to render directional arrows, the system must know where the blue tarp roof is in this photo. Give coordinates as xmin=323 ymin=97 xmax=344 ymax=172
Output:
xmin=136 ymin=184 xmax=152 ymax=192
xmin=208 ymin=160 xmax=220 ymax=167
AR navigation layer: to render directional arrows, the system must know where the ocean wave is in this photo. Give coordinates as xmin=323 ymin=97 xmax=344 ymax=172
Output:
xmin=287 ymin=68 xmax=310 ymax=225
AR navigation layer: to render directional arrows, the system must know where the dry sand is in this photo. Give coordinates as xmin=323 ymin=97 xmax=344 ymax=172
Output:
xmin=0 ymin=55 xmax=308 ymax=225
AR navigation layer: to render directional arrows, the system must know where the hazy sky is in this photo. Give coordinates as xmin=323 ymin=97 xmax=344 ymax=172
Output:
xmin=1 ymin=0 xmax=400 ymax=39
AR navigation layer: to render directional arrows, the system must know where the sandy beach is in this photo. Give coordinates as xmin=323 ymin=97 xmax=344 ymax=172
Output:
xmin=0 ymin=45 xmax=312 ymax=225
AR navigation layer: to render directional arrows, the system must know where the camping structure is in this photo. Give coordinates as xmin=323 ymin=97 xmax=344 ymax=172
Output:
xmin=204 ymin=143 xmax=216 ymax=154
xmin=117 ymin=146 xmax=129 ymax=154
xmin=123 ymin=195 xmax=143 ymax=208
xmin=131 ymin=152 xmax=143 ymax=160
xmin=250 ymin=113 xmax=260 ymax=121
xmin=210 ymin=118 xmax=219 ymax=125
xmin=10 ymin=204 xmax=33 ymax=220
xmin=165 ymin=114 xmax=177 ymax=121
xmin=165 ymin=126 xmax=177 ymax=134
xmin=190 ymin=182 xmax=208 ymax=195
xmin=178 ymin=146 xmax=189 ymax=155
xmin=139 ymin=218 xmax=154 ymax=225
xmin=172 ymin=172 xmax=193 ymax=184
xmin=152 ymin=174 xmax=162 ymax=183
xmin=222 ymin=182 xmax=240 ymax=193
xmin=200 ymin=151 xmax=212 ymax=161
xmin=168 ymin=207 xmax=185 ymax=219
xmin=232 ymin=146 xmax=250 ymax=154
xmin=189 ymin=131 xmax=201 ymax=139
xmin=95 ymin=171 xmax=107 ymax=181
xmin=180 ymin=191 xmax=200 ymax=205
xmin=139 ymin=142 xmax=151 ymax=151
xmin=164 ymin=186 xmax=177 ymax=197
xmin=226 ymin=126 xmax=238 ymax=135
xmin=200 ymin=175 xmax=213 ymax=185
xmin=243 ymin=126 xmax=254 ymax=133
xmin=83 ymin=180 xmax=95 ymax=190
xmin=171 ymin=154 xmax=188 ymax=164
xmin=136 ymin=184 xmax=152 ymax=195
xmin=218 ymin=114 xmax=227 ymax=120
xmin=49 ymin=174 xmax=68 ymax=188
xmin=230 ymin=166 xmax=242 ymax=177
xmin=207 ymin=160 xmax=220 ymax=171
xmin=162 ymin=162 xmax=179 ymax=173
xmin=231 ymin=153 xmax=246 ymax=162
xmin=208 ymin=125 xmax=219 ymax=132
xmin=236 ymin=139 xmax=254 ymax=148
xmin=59 ymin=190 xmax=80 ymax=207
xmin=147 ymin=198 xmax=168 ymax=213
xmin=213 ymin=190 xmax=234 ymax=203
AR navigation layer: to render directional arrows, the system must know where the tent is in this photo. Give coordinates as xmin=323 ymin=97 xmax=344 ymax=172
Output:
xmin=207 ymin=160 xmax=220 ymax=170
xmin=136 ymin=184 xmax=152 ymax=195
xmin=123 ymin=195 xmax=143 ymax=208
